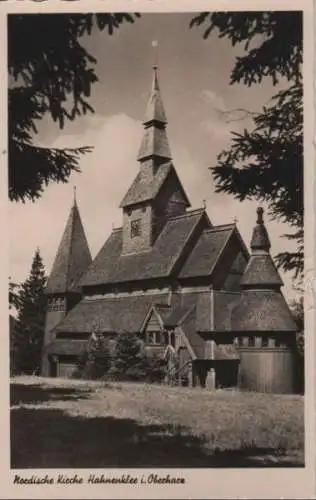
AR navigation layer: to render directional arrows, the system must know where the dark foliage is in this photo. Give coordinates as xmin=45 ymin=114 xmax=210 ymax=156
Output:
xmin=9 ymin=278 xmax=21 ymax=312
xmin=11 ymin=249 xmax=47 ymax=375
xmin=290 ymin=297 xmax=304 ymax=356
xmin=73 ymin=331 xmax=111 ymax=380
xmin=107 ymin=332 xmax=149 ymax=382
xmin=190 ymin=12 xmax=303 ymax=278
xmin=8 ymin=13 xmax=140 ymax=202
xmin=74 ymin=330 xmax=166 ymax=383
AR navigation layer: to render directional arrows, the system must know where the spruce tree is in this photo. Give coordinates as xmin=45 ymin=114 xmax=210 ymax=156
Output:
xmin=12 ymin=249 xmax=47 ymax=374
xmin=111 ymin=332 xmax=145 ymax=381
xmin=191 ymin=12 xmax=303 ymax=278
xmin=9 ymin=13 xmax=140 ymax=203
xmin=85 ymin=331 xmax=111 ymax=380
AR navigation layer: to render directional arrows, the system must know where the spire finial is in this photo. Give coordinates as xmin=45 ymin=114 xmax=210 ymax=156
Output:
xmin=256 ymin=206 xmax=264 ymax=224
xmin=152 ymin=40 xmax=158 ymax=69
xmin=202 ymin=199 xmax=206 ymax=210
xmin=73 ymin=185 xmax=77 ymax=205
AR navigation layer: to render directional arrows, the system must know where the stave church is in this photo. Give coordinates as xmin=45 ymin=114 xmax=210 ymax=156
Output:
xmin=41 ymin=65 xmax=298 ymax=393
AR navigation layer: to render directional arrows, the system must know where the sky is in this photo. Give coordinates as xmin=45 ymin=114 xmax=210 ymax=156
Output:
xmin=9 ymin=12 xmax=299 ymax=301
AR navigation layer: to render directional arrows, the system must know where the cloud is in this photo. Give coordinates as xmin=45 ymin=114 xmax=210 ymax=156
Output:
xmin=201 ymin=89 xmax=227 ymax=112
xmin=9 ymin=111 xmax=296 ymax=302
xmin=9 ymin=113 xmax=142 ymax=283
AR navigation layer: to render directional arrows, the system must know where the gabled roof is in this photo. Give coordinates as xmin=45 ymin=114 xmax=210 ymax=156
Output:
xmin=45 ymin=199 xmax=92 ymax=295
xmin=53 ymin=293 xmax=170 ymax=334
xmin=119 ymin=161 xmax=190 ymax=209
xmin=178 ymin=224 xmax=235 ymax=279
xmin=140 ymin=303 xmax=172 ymax=332
xmin=80 ymin=209 xmax=207 ymax=287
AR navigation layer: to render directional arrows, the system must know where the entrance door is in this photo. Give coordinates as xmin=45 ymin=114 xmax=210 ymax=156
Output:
xmin=58 ymin=361 xmax=77 ymax=379
xmin=216 ymin=360 xmax=239 ymax=388
xmin=178 ymin=347 xmax=191 ymax=386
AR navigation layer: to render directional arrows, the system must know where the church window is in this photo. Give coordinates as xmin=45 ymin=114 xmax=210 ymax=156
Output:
xmin=248 ymin=336 xmax=255 ymax=347
xmin=275 ymin=338 xmax=286 ymax=348
xmin=262 ymin=336 xmax=269 ymax=348
xmin=170 ymin=332 xmax=175 ymax=348
xmin=147 ymin=331 xmax=161 ymax=345
xmin=131 ymin=219 xmax=141 ymax=238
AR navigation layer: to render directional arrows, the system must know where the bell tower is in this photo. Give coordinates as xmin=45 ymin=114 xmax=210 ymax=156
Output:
xmin=41 ymin=190 xmax=92 ymax=376
xmin=119 ymin=64 xmax=190 ymax=255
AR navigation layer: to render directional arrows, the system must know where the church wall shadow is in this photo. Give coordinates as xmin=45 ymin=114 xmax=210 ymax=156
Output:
xmin=10 ymin=383 xmax=93 ymax=406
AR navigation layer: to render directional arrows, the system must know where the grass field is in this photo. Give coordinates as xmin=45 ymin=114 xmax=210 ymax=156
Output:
xmin=10 ymin=376 xmax=304 ymax=468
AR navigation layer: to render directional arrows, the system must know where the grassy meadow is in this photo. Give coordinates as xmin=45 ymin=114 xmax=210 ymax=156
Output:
xmin=10 ymin=376 xmax=304 ymax=468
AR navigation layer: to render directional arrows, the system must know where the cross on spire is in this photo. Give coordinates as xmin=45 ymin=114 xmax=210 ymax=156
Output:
xmin=152 ymin=40 xmax=158 ymax=68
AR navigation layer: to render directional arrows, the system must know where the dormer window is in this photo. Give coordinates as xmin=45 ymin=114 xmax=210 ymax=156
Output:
xmin=147 ymin=331 xmax=161 ymax=345
xmin=131 ymin=219 xmax=141 ymax=238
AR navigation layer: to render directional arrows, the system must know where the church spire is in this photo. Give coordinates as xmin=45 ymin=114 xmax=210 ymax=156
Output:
xmin=137 ymin=64 xmax=172 ymax=164
xmin=240 ymin=206 xmax=283 ymax=290
xmin=45 ymin=194 xmax=92 ymax=295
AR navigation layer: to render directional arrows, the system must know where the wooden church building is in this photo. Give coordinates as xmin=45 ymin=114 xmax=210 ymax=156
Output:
xmin=41 ymin=66 xmax=298 ymax=393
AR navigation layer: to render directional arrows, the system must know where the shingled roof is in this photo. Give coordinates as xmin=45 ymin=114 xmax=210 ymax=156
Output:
xmin=80 ymin=209 xmax=208 ymax=286
xmin=137 ymin=126 xmax=172 ymax=163
xmin=231 ymin=290 xmax=297 ymax=332
xmin=240 ymin=254 xmax=284 ymax=289
xmin=240 ymin=207 xmax=283 ymax=289
xmin=45 ymin=339 xmax=88 ymax=356
xmin=231 ymin=207 xmax=296 ymax=332
xmin=179 ymin=225 xmax=235 ymax=279
xmin=138 ymin=66 xmax=172 ymax=163
xmin=120 ymin=161 xmax=190 ymax=209
xmin=53 ymin=293 xmax=170 ymax=334
xmin=45 ymin=198 xmax=92 ymax=295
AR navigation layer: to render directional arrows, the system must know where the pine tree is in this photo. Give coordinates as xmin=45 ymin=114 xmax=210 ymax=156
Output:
xmin=9 ymin=278 xmax=21 ymax=312
xmin=85 ymin=331 xmax=111 ymax=380
xmin=110 ymin=332 xmax=145 ymax=381
xmin=12 ymin=249 xmax=47 ymax=374
xmin=190 ymin=12 xmax=303 ymax=278
xmin=9 ymin=13 xmax=140 ymax=203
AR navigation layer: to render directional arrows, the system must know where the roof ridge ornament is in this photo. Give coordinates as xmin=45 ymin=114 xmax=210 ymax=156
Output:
xmin=256 ymin=206 xmax=264 ymax=224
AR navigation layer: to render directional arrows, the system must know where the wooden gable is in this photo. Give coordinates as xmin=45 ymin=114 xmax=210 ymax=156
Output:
xmin=212 ymin=228 xmax=249 ymax=290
